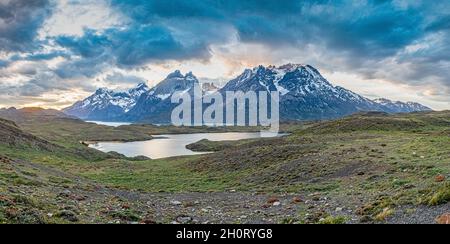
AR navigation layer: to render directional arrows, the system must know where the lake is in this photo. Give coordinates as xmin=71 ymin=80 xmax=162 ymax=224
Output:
xmin=89 ymin=132 xmax=284 ymax=159
xmin=86 ymin=121 xmax=132 ymax=127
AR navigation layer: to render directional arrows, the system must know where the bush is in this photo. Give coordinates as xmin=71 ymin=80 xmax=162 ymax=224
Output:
xmin=319 ymin=216 xmax=347 ymax=224
xmin=428 ymin=183 xmax=450 ymax=206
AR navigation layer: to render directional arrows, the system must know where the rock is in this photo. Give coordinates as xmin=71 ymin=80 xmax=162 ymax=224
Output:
xmin=436 ymin=213 xmax=450 ymax=224
xmin=141 ymin=217 xmax=157 ymax=224
xmin=291 ymin=197 xmax=303 ymax=204
xmin=59 ymin=190 xmax=72 ymax=198
xmin=183 ymin=201 xmax=195 ymax=208
xmin=267 ymin=197 xmax=279 ymax=204
xmin=73 ymin=195 xmax=87 ymax=201
xmin=435 ymin=175 xmax=446 ymax=182
xmin=272 ymin=201 xmax=281 ymax=206
xmin=262 ymin=203 xmax=272 ymax=209
xmin=403 ymin=184 xmax=415 ymax=189
xmin=335 ymin=207 xmax=344 ymax=212
xmin=170 ymin=200 xmax=182 ymax=206
xmin=359 ymin=215 xmax=372 ymax=223
xmin=176 ymin=215 xmax=193 ymax=224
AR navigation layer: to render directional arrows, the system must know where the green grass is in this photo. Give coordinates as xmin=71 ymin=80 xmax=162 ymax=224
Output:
xmin=82 ymin=157 xmax=242 ymax=192
xmin=428 ymin=183 xmax=450 ymax=206
xmin=1 ymin=110 xmax=449 ymax=224
xmin=319 ymin=216 xmax=348 ymax=224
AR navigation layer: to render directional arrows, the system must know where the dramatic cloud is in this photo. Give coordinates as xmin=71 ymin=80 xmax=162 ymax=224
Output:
xmin=0 ymin=0 xmax=449 ymax=109
xmin=103 ymin=0 xmax=450 ymax=102
xmin=55 ymin=25 xmax=214 ymax=66
xmin=0 ymin=0 xmax=52 ymax=52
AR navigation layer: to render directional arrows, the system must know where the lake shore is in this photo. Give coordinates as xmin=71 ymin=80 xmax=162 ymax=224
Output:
xmin=1 ymin=111 xmax=449 ymax=224
xmin=88 ymin=132 xmax=274 ymax=159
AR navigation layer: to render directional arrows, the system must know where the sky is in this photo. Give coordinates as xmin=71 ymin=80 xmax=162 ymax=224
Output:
xmin=0 ymin=0 xmax=449 ymax=110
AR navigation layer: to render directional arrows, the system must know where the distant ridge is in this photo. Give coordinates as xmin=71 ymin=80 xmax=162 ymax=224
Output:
xmin=0 ymin=107 xmax=77 ymax=123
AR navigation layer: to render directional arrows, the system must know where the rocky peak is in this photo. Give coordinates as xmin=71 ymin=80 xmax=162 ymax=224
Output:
xmin=166 ymin=70 xmax=184 ymax=79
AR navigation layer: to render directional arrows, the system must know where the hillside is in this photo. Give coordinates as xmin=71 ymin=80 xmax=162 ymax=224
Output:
xmin=0 ymin=118 xmax=59 ymax=152
xmin=0 ymin=111 xmax=448 ymax=224
xmin=0 ymin=107 xmax=76 ymax=123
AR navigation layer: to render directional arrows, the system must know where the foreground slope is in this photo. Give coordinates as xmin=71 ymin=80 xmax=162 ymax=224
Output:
xmin=1 ymin=111 xmax=448 ymax=224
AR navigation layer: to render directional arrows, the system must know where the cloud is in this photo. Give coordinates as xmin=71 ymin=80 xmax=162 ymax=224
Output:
xmin=0 ymin=0 xmax=53 ymax=52
xmin=104 ymin=72 xmax=146 ymax=85
xmin=2 ymin=0 xmax=450 ymax=109
xmin=55 ymin=22 xmax=232 ymax=67
xmin=51 ymin=0 xmax=448 ymax=79
xmin=107 ymin=0 xmax=431 ymax=58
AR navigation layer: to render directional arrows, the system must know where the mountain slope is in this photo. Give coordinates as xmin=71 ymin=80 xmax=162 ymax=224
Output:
xmin=373 ymin=98 xmax=432 ymax=113
xmin=220 ymin=64 xmax=378 ymax=120
xmin=0 ymin=117 xmax=59 ymax=151
xmin=125 ymin=71 xmax=200 ymax=123
xmin=220 ymin=64 xmax=431 ymax=120
xmin=63 ymin=64 xmax=432 ymax=123
xmin=63 ymin=83 xmax=149 ymax=121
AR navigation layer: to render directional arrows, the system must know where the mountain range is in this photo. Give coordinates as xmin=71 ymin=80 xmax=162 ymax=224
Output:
xmin=63 ymin=64 xmax=432 ymax=123
xmin=63 ymin=83 xmax=149 ymax=121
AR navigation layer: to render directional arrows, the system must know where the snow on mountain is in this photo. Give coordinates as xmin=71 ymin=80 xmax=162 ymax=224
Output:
xmin=220 ymin=64 xmax=386 ymax=120
xmin=219 ymin=64 xmax=431 ymax=121
xmin=64 ymin=64 xmax=432 ymax=123
xmin=373 ymin=98 xmax=432 ymax=113
xmin=63 ymin=83 xmax=149 ymax=121
xmin=125 ymin=70 xmax=200 ymax=123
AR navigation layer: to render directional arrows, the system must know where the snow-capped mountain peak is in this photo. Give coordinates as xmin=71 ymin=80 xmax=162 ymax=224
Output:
xmin=222 ymin=64 xmax=337 ymax=97
xmin=373 ymin=98 xmax=431 ymax=113
xmin=147 ymin=70 xmax=199 ymax=99
xmin=64 ymin=64 xmax=432 ymax=123
xmin=129 ymin=82 xmax=150 ymax=98
xmin=124 ymin=71 xmax=202 ymax=123
xmin=63 ymin=82 xmax=150 ymax=120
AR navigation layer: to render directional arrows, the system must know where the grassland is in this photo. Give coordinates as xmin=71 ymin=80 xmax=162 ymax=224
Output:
xmin=0 ymin=111 xmax=449 ymax=224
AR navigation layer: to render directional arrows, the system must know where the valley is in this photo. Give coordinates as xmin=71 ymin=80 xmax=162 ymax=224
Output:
xmin=0 ymin=109 xmax=449 ymax=224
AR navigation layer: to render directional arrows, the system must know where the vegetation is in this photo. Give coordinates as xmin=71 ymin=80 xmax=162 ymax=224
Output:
xmin=0 ymin=110 xmax=449 ymax=223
